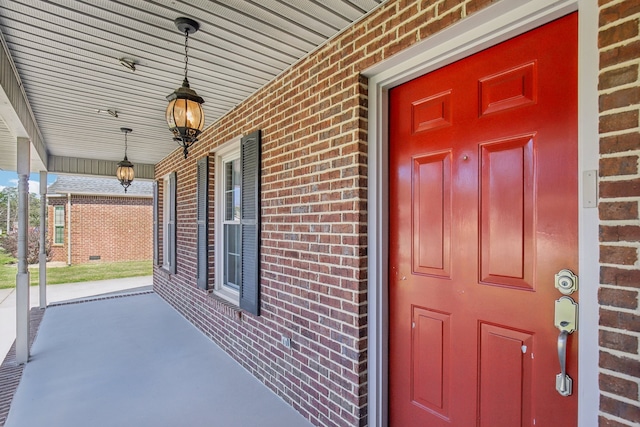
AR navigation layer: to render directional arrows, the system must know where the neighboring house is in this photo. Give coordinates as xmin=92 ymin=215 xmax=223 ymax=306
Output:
xmin=47 ymin=175 xmax=153 ymax=265
xmin=152 ymin=2 xmax=638 ymax=427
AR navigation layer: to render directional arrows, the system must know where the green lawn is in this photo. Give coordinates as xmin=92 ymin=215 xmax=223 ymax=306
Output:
xmin=0 ymin=250 xmax=152 ymax=289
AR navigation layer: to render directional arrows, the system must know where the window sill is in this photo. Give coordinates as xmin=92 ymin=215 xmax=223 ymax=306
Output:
xmin=213 ymin=288 xmax=239 ymax=305
xmin=156 ymin=267 xmax=173 ymax=279
xmin=208 ymin=291 xmax=243 ymax=322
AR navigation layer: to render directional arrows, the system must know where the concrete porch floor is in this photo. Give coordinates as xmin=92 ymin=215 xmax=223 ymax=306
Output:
xmin=4 ymin=292 xmax=312 ymax=427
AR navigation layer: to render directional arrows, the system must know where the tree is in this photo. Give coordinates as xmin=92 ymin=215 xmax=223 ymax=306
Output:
xmin=0 ymin=187 xmax=41 ymax=234
xmin=0 ymin=228 xmax=51 ymax=264
xmin=0 ymin=187 xmax=17 ymax=234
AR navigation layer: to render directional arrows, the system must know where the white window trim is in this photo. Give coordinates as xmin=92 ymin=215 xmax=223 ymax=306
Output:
xmin=162 ymin=173 xmax=172 ymax=271
xmin=53 ymin=205 xmax=64 ymax=245
xmin=363 ymin=1 xmax=598 ymax=426
xmin=214 ymin=139 xmax=242 ymax=305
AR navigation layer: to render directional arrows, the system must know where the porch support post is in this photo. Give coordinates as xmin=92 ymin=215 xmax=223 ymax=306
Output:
xmin=15 ymin=137 xmax=31 ymax=364
xmin=39 ymin=171 xmax=47 ymax=309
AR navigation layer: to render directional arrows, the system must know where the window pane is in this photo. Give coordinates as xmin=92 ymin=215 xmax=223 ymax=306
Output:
xmin=54 ymin=207 xmax=64 ymax=226
xmin=54 ymin=226 xmax=64 ymax=244
xmin=232 ymin=160 xmax=241 ymax=220
xmin=224 ymin=224 xmax=240 ymax=291
xmin=225 ymin=162 xmax=233 ymax=220
xmin=225 ymin=159 xmax=241 ymax=221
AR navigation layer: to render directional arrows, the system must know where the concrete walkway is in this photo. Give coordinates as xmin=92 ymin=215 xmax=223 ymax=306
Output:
xmin=4 ymin=292 xmax=312 ymax=427
xmin=0 ymin=276 xmax=153 ymax=363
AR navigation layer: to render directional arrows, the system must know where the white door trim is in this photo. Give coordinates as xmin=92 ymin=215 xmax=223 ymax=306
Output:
xmin=364 ymin=1 xmax=599 ymax=425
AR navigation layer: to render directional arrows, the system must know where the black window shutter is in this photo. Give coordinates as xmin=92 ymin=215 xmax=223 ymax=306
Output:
xmin=239 ymin=130 xmax=261 ymax=315
xmin=196 ymin=157 xmax=209 ymax=290
xmin=169 ymin=171 xmax=177 ymax=274
xmin=153 ymin=180 xmax=159 ymax=266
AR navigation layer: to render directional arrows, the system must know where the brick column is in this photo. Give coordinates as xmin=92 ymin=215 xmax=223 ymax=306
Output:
xmin=597 ymin=1 xmax=640 ymax=425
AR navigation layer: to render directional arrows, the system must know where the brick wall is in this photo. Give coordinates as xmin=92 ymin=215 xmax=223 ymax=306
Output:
xmin=47 ymin=195 xmax=152 ymax=265
xmin=598 ymin=1 xmax=640 ymax=426
xmin=154 ymin=2 xmax=498 ymax=426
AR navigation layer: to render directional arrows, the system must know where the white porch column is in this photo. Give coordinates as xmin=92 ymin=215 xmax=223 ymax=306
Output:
xmin=39 ymin=171 xmax=47 ymax=309
xmin=15 ymin=137 xmax=31 ymax=364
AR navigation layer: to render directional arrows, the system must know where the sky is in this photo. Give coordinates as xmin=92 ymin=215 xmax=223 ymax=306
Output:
xmin=0 ymin=170 xmax=57 ymax=194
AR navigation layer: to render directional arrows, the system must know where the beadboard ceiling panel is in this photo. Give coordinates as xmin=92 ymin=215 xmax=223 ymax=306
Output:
xmin=0 ymin=0 xmax=384 ymax=172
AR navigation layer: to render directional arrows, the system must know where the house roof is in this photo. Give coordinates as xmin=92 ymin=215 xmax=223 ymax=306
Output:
xmin=47 ymin=175 xmax=153 ymax=197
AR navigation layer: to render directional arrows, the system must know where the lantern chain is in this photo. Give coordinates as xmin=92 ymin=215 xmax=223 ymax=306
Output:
xmin=124 ymin=130 xmax=128 ymax=158
xmin=184 ymin=30 xmax=189 ymax=82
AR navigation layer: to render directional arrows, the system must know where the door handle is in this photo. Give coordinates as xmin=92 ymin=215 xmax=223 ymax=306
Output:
xmin=556 ymin=330 xmax=571 ymax=396
xmin=554 ymin=296 xmax=577 ymax=396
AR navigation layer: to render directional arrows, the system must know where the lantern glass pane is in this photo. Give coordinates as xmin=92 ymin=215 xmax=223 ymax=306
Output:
xmin=185 ymin=99 xmax=204 ymax=131
xmin=165 ymin=100 xmax=175 ymax=127
xmin=166 ymin=99 xmax=186 ymax=128
xmin=116 ymin=166 xmax=134 ymax=181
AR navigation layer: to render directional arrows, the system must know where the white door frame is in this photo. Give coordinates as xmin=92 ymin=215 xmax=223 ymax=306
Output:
xmin=364 ymin=0 xmax=599 ymax=425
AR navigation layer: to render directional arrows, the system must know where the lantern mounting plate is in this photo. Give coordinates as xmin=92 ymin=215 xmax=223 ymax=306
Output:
xmin=174 ymin=17 xmax=200 ymax=35
xmin=120 ymin=127 xmax=132 ymax=134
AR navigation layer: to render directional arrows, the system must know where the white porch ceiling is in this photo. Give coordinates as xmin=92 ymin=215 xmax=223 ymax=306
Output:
xmin=0 ymin=0 xmax=384 ymax=174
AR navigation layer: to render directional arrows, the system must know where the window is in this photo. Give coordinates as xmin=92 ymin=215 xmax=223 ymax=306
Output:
xmin=214 ymin=130 xmax=261 ymax=315
xmin=162 ymin=172 xmax=177 ymax=274
xmin=215 ymin=148 xmax=241 ymax=302
xmin=53 ymin=206 xmax=64 ymax=244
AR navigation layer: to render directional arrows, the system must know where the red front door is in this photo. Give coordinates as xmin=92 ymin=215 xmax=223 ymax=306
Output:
xmin=389 ymin=14 xmax=578 ymax=426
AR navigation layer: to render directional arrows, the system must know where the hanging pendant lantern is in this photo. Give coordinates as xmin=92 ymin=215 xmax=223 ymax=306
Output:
xmin=166 ymin=17 xmax=205 ymax=159
xmin=116 ymin=127 xmax=135 ymax=192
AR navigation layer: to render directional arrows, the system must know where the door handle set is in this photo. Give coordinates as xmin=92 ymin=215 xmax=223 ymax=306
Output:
xmin=554 ymin=270 xmax=578 ymax=397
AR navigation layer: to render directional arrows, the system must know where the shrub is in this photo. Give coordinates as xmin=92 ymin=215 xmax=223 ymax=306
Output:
xmin=0 ymin=229 xmax=51 ymax=264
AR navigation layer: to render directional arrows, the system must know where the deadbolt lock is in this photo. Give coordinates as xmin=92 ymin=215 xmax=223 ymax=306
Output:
xmin=555 ymin=269 xmax=578 ymax=295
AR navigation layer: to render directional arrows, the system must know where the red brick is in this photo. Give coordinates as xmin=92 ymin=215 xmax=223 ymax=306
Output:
xmin=600 ymin=308 xmax=640 ymax=333
xmin=600 ymin=225 xmax=640 ymax=242
xmin=599 ymin=19 xmax=640 ymax=48
xmin=599 ymin=111 xmax=639 ymax=133
xmin=600 ymin=395 xmax=640 ymax=423
xmin=600 ymin=87 xmax=640 ymax=112
xmin=600 ymin=40 xmax=640 ymax=69
xmin=600 ymin=132 xmax=640 ymax=154
xmin=599 ymin=287 xmax=638 ymax=309
xmin=600 ymin=245 xmax=638 ymax=265
xmin=600 ymin=178 xmax=640 ymax=198
xmin=599 ymin=202 xmax=638 ymax=220
xmin=601 ymin=266 xmax=640 ymax=288
xmin=466 ymin=0 xmax=498 ymax=15
xmin=600 ymin=373 xmax=639 ymax=400
xmin=600 ymin=0 xmax=640 ymax=27
xmin=599 ymin=329 xmax=639 ymax=353
xmin=599 ymin=416 xmax=634 ymax=427
xmin=599 ymin=65 xmax=638 ymax=91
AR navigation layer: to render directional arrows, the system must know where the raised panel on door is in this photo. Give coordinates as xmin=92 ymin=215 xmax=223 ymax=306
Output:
xmin=413 ymin=151 xmax=451 ymax=277
xmin=411 ymin=307 xmax=451 ymax=419
xmin=479 ymin=135 xmax=534 ymax=289
xmin=478 ymin=323 xmax=534 ymax=427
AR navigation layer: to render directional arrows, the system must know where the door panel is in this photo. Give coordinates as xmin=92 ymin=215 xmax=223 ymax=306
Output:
xmin=413 ymin=152 xmax=452 ymax=277
xmin=479 ymin=135 xmax=534 ymax=289
xmin=389 ymin=13 xmax=578 ymax=427
xmin=479 ymin=324 xmax=534 ymax=427
xmin=411 ymin=307 xmax=451 ymax=417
